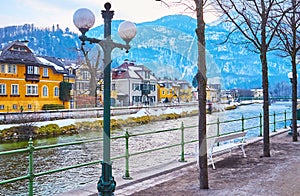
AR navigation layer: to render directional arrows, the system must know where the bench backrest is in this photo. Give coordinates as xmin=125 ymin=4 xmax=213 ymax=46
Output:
xmin=215 ymin=131 xmax=247 ymax=144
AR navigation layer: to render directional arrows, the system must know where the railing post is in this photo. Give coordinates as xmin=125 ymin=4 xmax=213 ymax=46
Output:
xmin=179 ymin=122 xmax=186 ymax=162
xmin=284 ymin=110 xmax=287 ymax=128
xmin=217 ymin=118 xmax=220 ymax=137
xmin=273 ymin=111 xmax=276 ymax=132
xmin=217 ymin=118 xmax=220 ymax=146
xmin=241 ymin=115 xmax=245 ymax=132
xmin=28 ymin=138 xmax=34 ymax=196
xmin=122 ymin=130 xmax=132 ymax=180
xmin=259 ymin=113 xmax=263 ymax=137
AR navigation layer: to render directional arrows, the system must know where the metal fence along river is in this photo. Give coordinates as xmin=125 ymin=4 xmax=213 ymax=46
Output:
xmin=0 ymin=102 xmax=292 ymax=195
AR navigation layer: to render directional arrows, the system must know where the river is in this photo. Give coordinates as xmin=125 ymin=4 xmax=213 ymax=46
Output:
xmin=0 ymin=102 xmax=292 ymax=195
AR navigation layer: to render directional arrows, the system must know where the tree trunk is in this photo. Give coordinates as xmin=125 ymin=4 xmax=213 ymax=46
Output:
xmin=261 ymin=1 xmax=270 ymax=157
xmin=292 ymin=55 xmax=298 ymax=141
xmin=261 ymin=51 xmax=270 ymax=157
xmin=291 ymin=0 xmax=298 ymax=142
xmin=195 ymin=0 xmax=209 ymax=189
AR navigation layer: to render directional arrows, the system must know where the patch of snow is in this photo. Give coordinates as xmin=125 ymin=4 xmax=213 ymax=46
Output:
xmin=37 ymin=57 xmax=64 ymax=71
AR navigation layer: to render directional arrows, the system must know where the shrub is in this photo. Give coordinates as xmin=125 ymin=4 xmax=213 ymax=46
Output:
xmin=42 ymin=104 xmax=65 ymax=110
xmin=37 ymin=124 xmax=61 ymax=136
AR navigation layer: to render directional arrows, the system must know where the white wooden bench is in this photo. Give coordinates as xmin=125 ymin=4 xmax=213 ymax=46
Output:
xmin=196 ymin=131 xmax=247 ymax=169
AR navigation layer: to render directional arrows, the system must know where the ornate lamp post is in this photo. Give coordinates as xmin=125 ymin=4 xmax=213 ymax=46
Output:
xmin=73 ymin=3 xmax=136 ymax=195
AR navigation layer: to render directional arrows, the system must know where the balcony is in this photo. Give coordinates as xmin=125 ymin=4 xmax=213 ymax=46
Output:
xmin=25 ymin=74 xmax=40 ymax=82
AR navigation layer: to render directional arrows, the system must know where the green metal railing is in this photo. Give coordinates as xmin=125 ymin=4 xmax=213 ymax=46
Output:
xmin=0 ymin=110 xmax=291 ymax=195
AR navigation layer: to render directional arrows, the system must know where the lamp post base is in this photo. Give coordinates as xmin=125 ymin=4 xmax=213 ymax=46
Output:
xmin=97 ymin=161 xmax=116 ymax=196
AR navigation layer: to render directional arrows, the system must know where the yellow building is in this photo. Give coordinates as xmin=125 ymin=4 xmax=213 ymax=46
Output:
xmin=0 ymin=41 xmax=69 ymax=112
xmin=157 ymin=82 xmax=175 ymax=103
xmin=157 ymin=80 xmax=192 ymax=103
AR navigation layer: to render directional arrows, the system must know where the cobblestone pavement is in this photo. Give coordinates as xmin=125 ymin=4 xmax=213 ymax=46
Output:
xmin=116 ymin=130 xmax=300 ymax=196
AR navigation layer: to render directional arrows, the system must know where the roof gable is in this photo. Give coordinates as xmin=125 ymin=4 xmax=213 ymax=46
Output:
xmin=0 ymin=41 xmax=39 ymax=64
xmin=0 ymin=41 xmax=68 ymax=74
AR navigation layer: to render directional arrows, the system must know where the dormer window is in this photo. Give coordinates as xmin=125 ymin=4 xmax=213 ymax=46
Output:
xmin=145 ymin=72 xmax=150 ymax=79
xmin=10 ymin=46 xmax=28 ymax=52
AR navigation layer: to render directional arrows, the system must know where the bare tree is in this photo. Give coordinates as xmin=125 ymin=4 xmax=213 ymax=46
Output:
xmin=80 ymin=44 xmax=103 ymax=97
xmin=215 ymin=0 xmax=288 ymax=157
xmin=156 ymin=0 xmax=210 ymax=189
xmin=276 ymin=0 xmax=300 ymax=142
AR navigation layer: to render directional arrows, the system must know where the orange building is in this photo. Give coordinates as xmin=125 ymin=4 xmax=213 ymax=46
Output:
xmin=0 ymin=41 xmax=69 ymax=112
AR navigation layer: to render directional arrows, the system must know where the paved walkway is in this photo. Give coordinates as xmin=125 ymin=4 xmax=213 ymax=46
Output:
xmin=60 ymin=128 xmax=300 ymax=196
xmin=121 ymin=129 xmax=300 ymax=196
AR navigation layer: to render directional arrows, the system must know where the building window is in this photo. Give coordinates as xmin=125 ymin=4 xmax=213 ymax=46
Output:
xmin=132 ymin=83 xmax=140 ymax=91
xmin=83 ymin=71 xmax=89 ymax=80
xmin=8 ymin=64 xmax=16 ymax=74
xmin=28 ymin=104 xmax=32 ymax=109
xmin=27 ymin=66 xmax=39 ymax=74
xmin=0 ymin=105 xmax=4 ymax=110
xmin=11 ymin=84 xmax=19 ymax=95
xmin=145 ymin=72 xmax=150 ymax=79
xmin=12 ymin=64 xmax=16 ymax=73
xmin=0 ymin=84 xmax=6 ymax=95
xmin=43 ymin=68 xmax=49 ymax=77
xmin=1 ymin=64 xmax=5 ymax=73
xmin=151 ymin=84 xmax=155 ymax=91
xmin=132 ymin=96 xmax=141 ymax=103
xmin=112 ymin=84 xmax=116 ymax=91
xmin=27 ymin=66 xmax=34 ymax=74
xmin=162 ymin=90 xmax=165 ymax=95
xmin=42 ymin=86 xmax=48 ymax=96
xmin=11 ymin=46 xmax=27 ymax=51
xmin=13 ymin=104 xmax=18 ymax=109
xmin=54 ymin=87 xmax=59 ymax=96
xmin=26 ymin=85 xmax=38 ymax=95
xmin=34 ymin=67 xmax=39 ymax=74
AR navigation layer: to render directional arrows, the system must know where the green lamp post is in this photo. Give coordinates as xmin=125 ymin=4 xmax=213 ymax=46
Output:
xmin=73 ymin=2 xmax=136 ymax=195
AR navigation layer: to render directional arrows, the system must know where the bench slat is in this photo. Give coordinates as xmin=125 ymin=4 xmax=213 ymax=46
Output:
xmin=215 ymin=131 xmax=247 ymax=143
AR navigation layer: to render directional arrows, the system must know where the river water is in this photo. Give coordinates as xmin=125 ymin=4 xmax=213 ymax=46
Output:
xmin=0 ymin=102 xmax=292 ymax=195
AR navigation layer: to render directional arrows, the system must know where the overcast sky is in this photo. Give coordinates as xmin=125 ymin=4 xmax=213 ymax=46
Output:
xmin=0 ymin=0 xmax=219 ymax=33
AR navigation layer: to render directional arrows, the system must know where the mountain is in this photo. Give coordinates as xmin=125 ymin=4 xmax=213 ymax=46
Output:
xmin=86 ymin=14 xmax=293 ymax=90
xmin=0 ymin=24 xmax=80 ymax=60
xmin=0 ymin=15 xmax=294 ymax=90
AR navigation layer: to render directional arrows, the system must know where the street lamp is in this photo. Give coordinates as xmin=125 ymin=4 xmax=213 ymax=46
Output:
xmin=73 ymin=3 xmax=136 ymax=195
xmin=287 ymin=71 xmax=299 ymax=137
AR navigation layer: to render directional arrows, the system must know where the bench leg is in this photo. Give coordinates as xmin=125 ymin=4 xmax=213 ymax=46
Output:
xmin=195 ymin=144 xmax=199 ymax=167
xmin=240 ymin=145 xmax=247 ymax=157
xmin=209 ymin=153 xmax=216 ymax=170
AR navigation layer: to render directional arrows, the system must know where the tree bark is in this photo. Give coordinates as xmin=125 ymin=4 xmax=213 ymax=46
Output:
xmin=260 ymin=1 xmax=271 ymax=157
xmin=195 ymin=0 xmax=209 ymax=189
xmin=291 ymin=0 xmax=298 ymax=142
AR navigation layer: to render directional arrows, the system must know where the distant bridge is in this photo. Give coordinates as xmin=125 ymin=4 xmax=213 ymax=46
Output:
xmin=239 ymin=97 xmax=296 ymax=102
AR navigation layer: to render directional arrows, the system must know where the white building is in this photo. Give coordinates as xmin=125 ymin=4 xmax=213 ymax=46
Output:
xmin=112 ymin=60 xmax=158 ymax=106
xmin=252 ymin=88 xmax=263 ymax=98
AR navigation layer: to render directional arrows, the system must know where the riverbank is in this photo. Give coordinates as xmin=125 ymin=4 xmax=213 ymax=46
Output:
xmin=0 ymin=107 xmax=199 ymax=143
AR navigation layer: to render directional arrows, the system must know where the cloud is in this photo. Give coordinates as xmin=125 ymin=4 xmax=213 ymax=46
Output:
xmin=0 ymin=0 xmax=219 ymax=33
